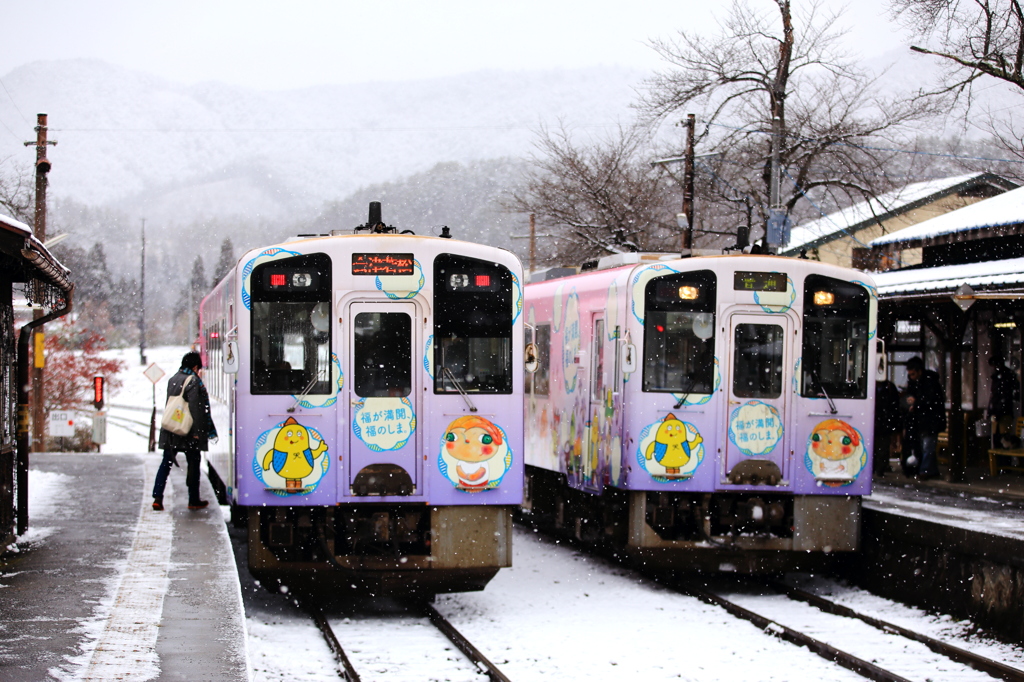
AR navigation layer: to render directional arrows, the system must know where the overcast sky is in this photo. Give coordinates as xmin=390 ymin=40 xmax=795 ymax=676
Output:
xmin=2 ymin=0 xmax=908 ymax=90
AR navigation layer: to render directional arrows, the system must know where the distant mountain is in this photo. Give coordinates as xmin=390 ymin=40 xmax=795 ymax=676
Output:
xmin=0 ymin=59 xmax=645 ymax=224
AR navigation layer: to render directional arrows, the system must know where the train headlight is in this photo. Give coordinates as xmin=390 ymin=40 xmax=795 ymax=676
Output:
xmin=678 ymin=285 xmax=700 ymax=300
xmin=813 ymin=290 xmax=835 ymax=306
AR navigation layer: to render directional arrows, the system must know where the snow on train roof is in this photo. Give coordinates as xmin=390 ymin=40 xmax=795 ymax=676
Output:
xmin=781 ymin=172 xmax=994 ymax=254
xmin=871 ymin=183 xmax=1024 ymax=247
xmin=871 ymin=256 xmax=1024 ymax=296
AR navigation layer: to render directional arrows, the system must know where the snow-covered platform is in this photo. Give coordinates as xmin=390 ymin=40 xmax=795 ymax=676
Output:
xmin=0 ymin=452 xmax=250 ymax=681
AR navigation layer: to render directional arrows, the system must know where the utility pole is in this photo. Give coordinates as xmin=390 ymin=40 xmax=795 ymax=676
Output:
xmin=528 ymin=213 xmax=536 ymax=275
xmin=24 ymin=113 xmax=56 ymax=453
xmin=766 ymin=115 xmax=788 ymax=254
xmin=681 ymin=113 xmax=695 ymax=252
xmin=140 ymin=218 xmax=147 ymax=366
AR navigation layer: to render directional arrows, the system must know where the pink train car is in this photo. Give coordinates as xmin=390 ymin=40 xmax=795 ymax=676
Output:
xmin=523 ymin=252 xmax=880 ymax=572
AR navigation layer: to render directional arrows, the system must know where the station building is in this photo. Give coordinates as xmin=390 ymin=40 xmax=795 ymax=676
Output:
xmin=867 ymin=184 xmax=1024 ymax=480
xmin=0 ymin=211 xmax=72 ymax=549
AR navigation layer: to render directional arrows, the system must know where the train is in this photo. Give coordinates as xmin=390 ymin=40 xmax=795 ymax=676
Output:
xmin=521 ymin=251 xmax=880 ymax=572
xmin=199 ymin=203 xmax=525 ymax=595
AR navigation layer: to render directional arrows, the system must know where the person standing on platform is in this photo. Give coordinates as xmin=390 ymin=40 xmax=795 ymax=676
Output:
xmin=874 ymin=378 xmax=902 ymax=476
xmin=902 ymin=356 xmax=945 ymax=480
xmin=152 ymin=351 xmax=217 ymax=510
xmin=988 ymin=355 xmax=1020 ymax=448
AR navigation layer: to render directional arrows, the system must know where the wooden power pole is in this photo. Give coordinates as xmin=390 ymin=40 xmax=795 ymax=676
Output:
xmin=24 ymin=113 xmax=56 ymax=452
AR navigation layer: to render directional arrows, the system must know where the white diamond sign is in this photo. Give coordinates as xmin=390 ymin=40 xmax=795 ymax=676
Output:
xmin=144 ymin=363 xmax=165 ymax=384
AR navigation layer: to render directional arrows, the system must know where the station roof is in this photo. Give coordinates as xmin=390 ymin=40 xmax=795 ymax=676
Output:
xmin=871 ymin=256 xmax=1024 ymax=297
xmin=780 ymin=172 xmax=1015 ymax=255
xmin=871 ymin=183 xmax=1024 ymax=249
xmin=0 ymin=211 xmax=72 ymax=293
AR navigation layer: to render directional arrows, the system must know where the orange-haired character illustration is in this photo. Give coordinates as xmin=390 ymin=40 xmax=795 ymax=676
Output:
xmin=442 ymin=415 xmax=506 ymax=491
xmin=808 ymin=418 xmax=865 ymax=480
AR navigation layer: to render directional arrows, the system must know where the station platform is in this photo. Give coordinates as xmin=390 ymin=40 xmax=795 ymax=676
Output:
xmin=0 ymin=453 xmax=250 ymax=681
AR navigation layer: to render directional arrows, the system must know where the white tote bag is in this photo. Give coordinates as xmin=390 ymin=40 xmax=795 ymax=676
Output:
xmin=160 ymin=375 xmax=194 ymax=436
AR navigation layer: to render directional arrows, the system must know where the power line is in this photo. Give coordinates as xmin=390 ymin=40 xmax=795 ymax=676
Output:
xmin=701 ymin=119 xmax=1024 ymax=165
xmin=51 ymin=122 xmax=624 ymax=134
xmin=0 ymin=77 xmax=30 ymax=125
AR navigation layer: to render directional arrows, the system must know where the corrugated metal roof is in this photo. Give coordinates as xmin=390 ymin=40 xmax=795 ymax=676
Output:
xmin=871 ymin=257 xmax=1024 ymax=296
xmin=871 ymin=183 xmax=1024 ymax=247
xmin=781 ymin=172 xmax=999 ymax=254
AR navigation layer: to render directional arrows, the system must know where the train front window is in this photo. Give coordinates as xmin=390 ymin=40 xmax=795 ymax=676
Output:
xmin=250 ymin=253 xmax=332 ymax=395
xmin=354 ymin=312 xmax=412 ymax=397
xmin=802 ymin=275 xmax=869 ymax=400
xmin=733 ymin=324 xmax=784 ymax=399
xmin=433 ymin=254 xmax=513 ymax=394
xmin=643 ymin=270 xmax=717 ymax=393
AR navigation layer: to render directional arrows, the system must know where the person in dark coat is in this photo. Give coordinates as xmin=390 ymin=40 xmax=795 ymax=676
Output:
xmin=988 ymin=356 xmax=1020 ymax=447
xmin=152 ymin=351 xmax=218 ymax=510
xmin=874 ymin=379 xmax=903 ymax=476
xmin=902 ymin=356 xmax=945 ymax=480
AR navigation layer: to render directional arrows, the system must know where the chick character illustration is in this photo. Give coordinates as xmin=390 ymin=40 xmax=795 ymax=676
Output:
xmin=645 ymin=413 xmax=702 ymax=474
xmin=262 ymin=417 xmax=328 ymax=492
xmin=809 ymin=419 xmax=862 ymax=479
xmin=443 ymin=415 xmax=504 ymax=491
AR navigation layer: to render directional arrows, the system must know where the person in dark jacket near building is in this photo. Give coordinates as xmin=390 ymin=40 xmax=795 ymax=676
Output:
xmin=152 ymin=351 xmax=217 ymax=510
xmin=988 ymin=355 xmax=1020 ymax=448
xmin=902 ymin=356 xmax=945 ymax=480
xmin=874 ymin=379 xmax=903 ymax=476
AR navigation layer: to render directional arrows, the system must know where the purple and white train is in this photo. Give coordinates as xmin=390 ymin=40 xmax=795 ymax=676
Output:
xmin=522 ymin=252 xmax=880 ymax=572
xmin=200 ymin=204 xmax=525 ymax=594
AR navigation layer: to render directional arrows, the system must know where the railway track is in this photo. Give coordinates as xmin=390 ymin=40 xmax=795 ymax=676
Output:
xmin=666 ymin=576 xmax=1024 ymax=682
xmin=308 ymin=601 xmax=512 ymax=682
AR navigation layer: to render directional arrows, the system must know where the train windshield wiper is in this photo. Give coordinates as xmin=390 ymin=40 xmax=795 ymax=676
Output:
xmin=808 ymin=368 xmax=838 ymax=415
xmin=287 ymin=374 xmax=322 ymax=413
xmin=443 ymin=367 xmax=477 ymax=412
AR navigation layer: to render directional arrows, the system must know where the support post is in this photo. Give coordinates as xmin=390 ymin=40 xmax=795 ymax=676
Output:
xmin=681 ymin=114 xmax=695 ymax=251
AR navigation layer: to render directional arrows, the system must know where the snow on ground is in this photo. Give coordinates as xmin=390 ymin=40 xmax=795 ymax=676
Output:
xmin=431 ymin=526 xmax=866 ymax=682
xmin=785 ymin=574 xmax=1024 ymax=672
xmin=100 ymin=346 xmax=189 ymax=454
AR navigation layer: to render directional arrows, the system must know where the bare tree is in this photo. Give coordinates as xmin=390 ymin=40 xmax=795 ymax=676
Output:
xmin=508 ymin=124 xmax=680 ymax=266
xmin=0 ymin=157 xmax=33 ymax=223
xmin=892 ymin=0 xmax=1024 ymax=160
xmin=639 ymin=0 xmax=940 ymax=244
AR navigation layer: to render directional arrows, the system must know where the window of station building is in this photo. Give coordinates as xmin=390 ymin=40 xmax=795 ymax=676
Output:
xmin=643 ymin=270 xmax=717 ymax=393
xmin=433 ymin=254 xmax=513 ymax=394
xmin=250 ymin=253 xmax=332 ymax=395
xmin=353 ymin=312 xmax=412 ymax=397
xmin=801 ymin=275 xmax=869 ymax=400
xmin=733 ymin=323 xmax=784 ymax=398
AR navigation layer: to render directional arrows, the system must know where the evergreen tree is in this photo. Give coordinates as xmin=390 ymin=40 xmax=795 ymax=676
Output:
xmin=212 ymin=237 xmax=235 ymax=287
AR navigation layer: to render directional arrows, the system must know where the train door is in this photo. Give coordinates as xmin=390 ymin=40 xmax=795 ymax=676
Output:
xmin=723 ymin=313 xmax=794 ymax=486
xmin=346 ymin=301 xmax=421 ymax=496
xmin=582 ymin=314 xmax=607 ymax=489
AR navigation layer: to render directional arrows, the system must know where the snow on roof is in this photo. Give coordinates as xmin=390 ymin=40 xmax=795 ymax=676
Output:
xmin=781 ymin=173 xmax=993 ymax=254
xmin=871 ymin=183 xmax=1024 ymax=247
xmin=871 ymin=256 xmax=1024 ymax=296
xmin=0 ymin=211 xmax=32 ymax=236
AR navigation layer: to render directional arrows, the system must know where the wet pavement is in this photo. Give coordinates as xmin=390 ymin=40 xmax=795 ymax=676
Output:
xmin=0 ymin=453 xmax=249 ymax=681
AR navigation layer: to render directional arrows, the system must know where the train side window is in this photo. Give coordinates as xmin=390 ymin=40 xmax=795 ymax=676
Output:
xmin=433 ymin=254 xmax=513 ymax=394
xmin=643 ymin=270 xmax=717 ymax=393
xmin=250 ymin=253 xmax=332 ymax=395
xmin=353 ymin=312 xmax=412 ymax=397
xmin=733 ymin=323 xmax=784 ymax=398
xmin=533 ymin=323 xmax=551 ymax=396
xmin=801 ymin=275 xmax=869 ymax=400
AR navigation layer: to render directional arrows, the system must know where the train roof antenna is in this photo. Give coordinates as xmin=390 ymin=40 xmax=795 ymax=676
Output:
xmin=354 ymin=201 xmax=408 ymax=234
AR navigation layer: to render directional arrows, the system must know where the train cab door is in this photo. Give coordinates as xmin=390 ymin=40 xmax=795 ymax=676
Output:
xmin=346 ymin=301 xmax=421 ymax=497
xmin=581 ymin=314 xmax=607 ymax=490
xmin=723 ymin=313 xmax=794 ymax=487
